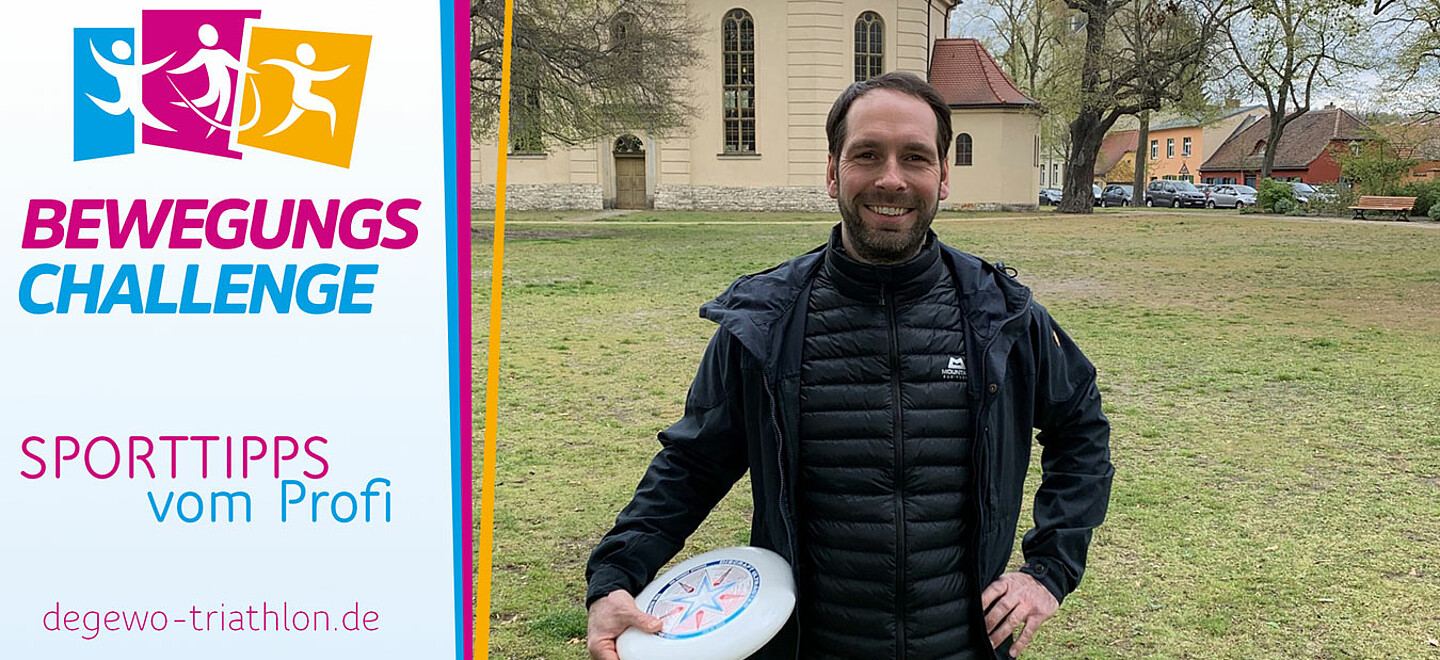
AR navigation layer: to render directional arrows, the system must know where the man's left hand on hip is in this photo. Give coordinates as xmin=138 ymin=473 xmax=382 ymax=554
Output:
xmin=981 ymin=571 xmax=1059 ymax=657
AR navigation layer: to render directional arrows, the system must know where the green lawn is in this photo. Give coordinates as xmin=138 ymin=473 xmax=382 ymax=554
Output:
xmin=473 ymin=212 xmax=1440 ymax=659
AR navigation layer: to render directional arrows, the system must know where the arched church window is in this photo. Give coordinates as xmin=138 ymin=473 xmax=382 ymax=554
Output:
xmin=722 ymin=8 xmax=756 ymax=153
xmin=855 ymin=12 xmax=883 ymax=81
xmin=610 ymin=11 xmax=639 ymax=52
xmin=614 ymin=134 xmax=644 ymax=154
xmin=955 ymin=133 xmax=973 ymax=166
xmin=510 ymin=88 xmax=544 ymax=154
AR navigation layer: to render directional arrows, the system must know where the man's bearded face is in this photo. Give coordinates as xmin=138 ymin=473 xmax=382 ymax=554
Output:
xmin=827 ymin=89 xmax=950 ymax=264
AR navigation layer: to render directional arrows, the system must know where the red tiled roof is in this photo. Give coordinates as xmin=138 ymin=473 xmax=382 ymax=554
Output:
xmin=928 ymin=38 xmax=1037 ymax=108
xmin=1096 ymin=130 xmax=1138 ymax=175
xmin=1200 ymin=107 xmax=1369 ymax=172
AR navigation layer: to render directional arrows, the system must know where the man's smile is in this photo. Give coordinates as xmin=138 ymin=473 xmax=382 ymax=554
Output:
xmin=865 ymin=205 xmax=912 ymax=217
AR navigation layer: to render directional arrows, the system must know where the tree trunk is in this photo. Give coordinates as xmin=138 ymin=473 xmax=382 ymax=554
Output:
xmin=1059 ymin=111 xmax=1107 ymax=213
xmin=1132 ymin=110 xmax=1150 ymax=205
xmin=1056 ymin=1 xmax=1109 ymax=214
xmin=1261 ymin=112 xmax=1282 ymax=179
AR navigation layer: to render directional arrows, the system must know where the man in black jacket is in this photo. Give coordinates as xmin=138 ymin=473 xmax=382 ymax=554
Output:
xmin=586 ymin=72 xmax=1113 ymax=660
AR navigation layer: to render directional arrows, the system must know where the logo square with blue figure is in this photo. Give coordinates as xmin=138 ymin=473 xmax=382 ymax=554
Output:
xmin=74 ymin=28 xmax=142 ymax=161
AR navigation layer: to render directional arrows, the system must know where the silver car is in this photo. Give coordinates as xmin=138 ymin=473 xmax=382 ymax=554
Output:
xmin=1289 ymin=181 xmax=1337 ymax=204
xmin=1205 ymin=184 xmax=1257 ymax=209
xmin=1288 ymin=181 xmax=1313 ymax=204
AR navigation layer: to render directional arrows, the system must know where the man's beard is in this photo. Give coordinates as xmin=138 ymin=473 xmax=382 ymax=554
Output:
xmin=837 ymin=194 xmax=936 ymax=264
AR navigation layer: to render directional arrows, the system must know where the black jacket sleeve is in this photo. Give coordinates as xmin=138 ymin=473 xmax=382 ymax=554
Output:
xmin=585 ymin=328 xmax=751 ymax=607
xmin=1018 ymin=307 xmax=1114 ymax=603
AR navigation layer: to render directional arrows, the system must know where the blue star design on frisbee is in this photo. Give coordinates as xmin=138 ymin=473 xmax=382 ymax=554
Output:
xmin=646 ymin=559 xmax=760 ymax=639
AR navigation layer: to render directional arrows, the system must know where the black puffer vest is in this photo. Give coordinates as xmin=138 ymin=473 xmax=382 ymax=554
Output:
xmin=796 ymin=230 xmax=983 ymax=659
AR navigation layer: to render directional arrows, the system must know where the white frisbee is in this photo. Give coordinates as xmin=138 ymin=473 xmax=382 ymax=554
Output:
xmin=616 ymin=546 xmax=796 ymax=660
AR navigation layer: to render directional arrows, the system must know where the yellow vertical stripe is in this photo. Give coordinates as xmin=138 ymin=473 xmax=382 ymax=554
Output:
xmin=475 ymin=0 xmax=513 ymax=657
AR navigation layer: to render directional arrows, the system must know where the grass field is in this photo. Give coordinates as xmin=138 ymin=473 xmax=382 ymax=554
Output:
xmin=472 ymin=212 xmax=1440 ymax=659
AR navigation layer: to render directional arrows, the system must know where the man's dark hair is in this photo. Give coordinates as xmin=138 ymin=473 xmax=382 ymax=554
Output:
xmin=825 ymin=72 xmax=953 ymax=162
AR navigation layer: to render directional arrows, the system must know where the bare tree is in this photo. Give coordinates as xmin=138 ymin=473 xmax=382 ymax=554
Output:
xmin=1385 ymin=0 xmax=1440 ymax=115
xmin=961 ymin=0 xmax=1083 ymax=192
xmin=1055 ymin=0 xmax=1225 ymax=213
xmin=471 ymin=0 xmax=702 ymax=149
xmin=1217 ymin=0 xmax=1372 ymax=177
xmin=965 ymin=0 xmax=1073 ymax=94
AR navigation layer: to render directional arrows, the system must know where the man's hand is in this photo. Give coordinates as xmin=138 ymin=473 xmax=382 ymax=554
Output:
xmin=586 ymin=590 xmax=663 ymax=660
xmin=981 ymin=572 xmax=1059 ymax=658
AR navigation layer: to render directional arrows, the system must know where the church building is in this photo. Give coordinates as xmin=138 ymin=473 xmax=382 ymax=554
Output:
xmin=472 ymin=1 xmax=1041 ymax=212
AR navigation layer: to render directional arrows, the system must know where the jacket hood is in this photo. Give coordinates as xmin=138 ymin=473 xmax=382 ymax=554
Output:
xmin=698 ymin=228 xmax=1033 ymax=368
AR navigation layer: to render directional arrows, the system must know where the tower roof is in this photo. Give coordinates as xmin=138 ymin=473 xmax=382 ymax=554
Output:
xmin=928 ymin=38 xmax=1037 ymax=109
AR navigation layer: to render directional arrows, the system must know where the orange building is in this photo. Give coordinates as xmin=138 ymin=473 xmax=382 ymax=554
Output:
xmin=1144 ymin=124 xmax=1203 ymax=182
xmin=1134 ymin=105 xmax=1265 ymax=183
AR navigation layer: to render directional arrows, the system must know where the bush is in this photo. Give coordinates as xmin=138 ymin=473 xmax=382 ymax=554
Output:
xmin=1274 ymin=198 xmax=1296 ymax=214
xmin=1396 ymin=180 xmax=1440 ymax=217
xmin=1305 ymin=183 xmax=1358 ymax=218
xmin=1333 ymin=139 xmax=1419 ymax=196
xmin=1430 ymin=202 xmax=1440 ymax=221
xmin=1256 ymin=178 xmax=1297 ymax=213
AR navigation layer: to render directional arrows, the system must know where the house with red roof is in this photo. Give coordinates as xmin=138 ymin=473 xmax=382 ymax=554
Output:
xmin=1200 ymin=106 xmax=1370 ymax=187
xmin=1094 ymin=130 xmax=1139 ymax=184
xmin=929 ymin=38 xmax=1041 ymax=210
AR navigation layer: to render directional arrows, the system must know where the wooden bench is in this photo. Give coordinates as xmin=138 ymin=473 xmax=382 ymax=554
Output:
xmin=1349 ymin=195 xmax=1417 ymax=221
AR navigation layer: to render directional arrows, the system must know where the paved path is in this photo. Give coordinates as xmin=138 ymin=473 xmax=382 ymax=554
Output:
xmin=564 ymin=209 xmax=634 ymax=222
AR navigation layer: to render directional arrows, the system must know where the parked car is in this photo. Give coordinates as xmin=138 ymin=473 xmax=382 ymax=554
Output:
xmin=1039 ymin=187 xmax=1063 ymax=205
xmin=1205 ymin=184 xmax=1257 ymax=209
xmin=1146 ymin=180 xmax=1208 ymax=208
xmin=1093 ymin=183 xmax=1103 ymax=205
xmin=1194 ymin=183 xmax=1215 ymax=205
xmin=1100 ymin=184 xmax=1134 ymax=207
xmin=1289 ymin=181 xmax=1317 ymax=204
xmin=1288 ymin=181 xmax=1338 ymax=205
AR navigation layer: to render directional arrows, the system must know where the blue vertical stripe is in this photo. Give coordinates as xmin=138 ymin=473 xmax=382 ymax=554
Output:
xmin=438 ymin=2 xmax=465 ymax=659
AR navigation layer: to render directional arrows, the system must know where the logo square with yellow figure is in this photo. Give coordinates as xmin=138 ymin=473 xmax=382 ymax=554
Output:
xmin=239 ymin=27 xmax=371 ymax=168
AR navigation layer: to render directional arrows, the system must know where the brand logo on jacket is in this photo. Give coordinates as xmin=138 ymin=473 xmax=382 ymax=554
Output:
xmin=942 ymin=355 xmax=967 ymax=380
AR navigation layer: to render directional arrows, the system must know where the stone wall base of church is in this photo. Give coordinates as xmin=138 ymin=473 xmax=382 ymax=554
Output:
xmin=655 ymin=185 xmax=835 ymax=211
xmin=944 ymin=202 xmax=1040 ymax=212
xmin=471 ymin=184 xmax=604 ymax=210
xmin=470 ymin=184 xmax=1039 ymax=214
